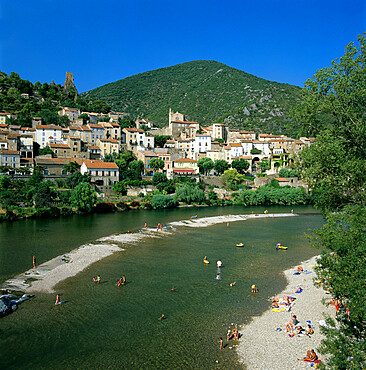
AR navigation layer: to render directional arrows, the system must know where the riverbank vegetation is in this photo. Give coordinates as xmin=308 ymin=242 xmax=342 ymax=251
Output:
xmin=295 ymin=33 xmax=366 ymax=368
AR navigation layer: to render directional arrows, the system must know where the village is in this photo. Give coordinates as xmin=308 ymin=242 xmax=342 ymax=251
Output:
xmin=0 ymin=105 xmax=314 ymax=195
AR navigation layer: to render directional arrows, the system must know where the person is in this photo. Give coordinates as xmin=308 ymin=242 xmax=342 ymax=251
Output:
xmin=291 ymin=314 xmax=298 ymax=325
xmin=171 ymin=286 xmax=177 ymax=292
xmin=251 ymin=284 xmax=258 ymax=293
xmin=227 ymin=330 xmax=232 ymax=340
xmin=272 ymin=301 xmax=279 ymax=308
xmin=291 ymin=209 xmax=294 ymax=214
xmin=264 ymin=209 xmax=268 ymax=214
xmin=217 ymin=259 xmax=222 ymax=268
xmin=122 ymin=275 xmax=126 ymax=285
xmin=203 ymin=256 xmax=208 ymax=262
xmin=227 ymin=222 xmax=229 ymax=228
xmin=97 ymin=275 xmax=101 ymax=284
xmin=144 ymin=222 xmax=147 ymax=229
xmin=297 ymin=266 xmax=303 ymax=272
xmin=298 ymin=349 xmax=318 ymax=361
xmin=305 ymin=324 xmax=314 ymax=335
xmin=33 ymin=256 xmax=36 ymax=269
xmin=92 ymin=276 xmax=97 ymax=283
xmin=117 ymin=279 xmax=122 ymax=287
xmin=218 ymin=337 xmax=223 ymax=349
xmin=295 ymin=287 xmax=302 ymax=293
xmin=55 ymin=294 xmax=60 ymax=305
xmin=230 ymin=282 xmax=236 ymax=287
xmin=158 ymin=314 xmax=165 ymax=320
xmin=232 ymin=328 xmax=239 ymax=340
xmin=216 ymin=273 xmax=221 ymax=280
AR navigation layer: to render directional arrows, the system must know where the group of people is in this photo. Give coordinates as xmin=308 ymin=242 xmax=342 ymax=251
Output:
xmin=271 ymin=295 xmax=295 ymax=309
xmin=92 ymin=275 xmax=101 ymax=284
xmin=117 ymin=275 xmax=127 ymax=287
xmin=285 ymin=313 xmax=314 ymax=337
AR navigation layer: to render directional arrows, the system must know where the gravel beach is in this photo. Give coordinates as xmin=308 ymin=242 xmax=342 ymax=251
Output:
xmin=236 ymin=255 xmax=334 ymax=369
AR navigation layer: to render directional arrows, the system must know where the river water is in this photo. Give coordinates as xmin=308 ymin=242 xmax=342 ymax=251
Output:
xmin=0 ymin=206 xmax=323 ymax=369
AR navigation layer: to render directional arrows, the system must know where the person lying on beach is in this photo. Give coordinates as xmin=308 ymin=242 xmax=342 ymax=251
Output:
xmin=298 ymin=349 xmax=318 ymax=361
xmin=305 ymin=324 xmax=314 ymax=335
xmin=283 ymin=295 xmax=290 ymax=305
xmin=297 ymin=266 xmax=303 ymax=272
xmin=285 ymin=321 xmax=294 ymax=333
xmin=272 ymin=301 xmax=279 ymax=308
xmin=295 ymin=287 xmax=303 ymax=293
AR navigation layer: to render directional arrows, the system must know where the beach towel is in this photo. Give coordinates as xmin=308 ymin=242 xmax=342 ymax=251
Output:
xmin=302 ymin=359 xmax=321 ymax=363
xmin=295 ymin=288 xmax=303 ymax=293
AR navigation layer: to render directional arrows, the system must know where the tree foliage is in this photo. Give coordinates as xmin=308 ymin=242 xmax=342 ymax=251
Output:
xmin=70 ymin=182 xmax=97 ymax=213
xmin=149 ymin=158 xmax=165 ymax=172
xmin=197 ymin=157 xmax=214 ymax=175
xmin=150 ymin=194 xmax=176 ymax=209
xmin=175 ymin=183 xmax=206 ymax=204
xmin=214 ymin=159 xmax=230 ymax=175
xmin=231 ymin=158 xmax=250 ymax=174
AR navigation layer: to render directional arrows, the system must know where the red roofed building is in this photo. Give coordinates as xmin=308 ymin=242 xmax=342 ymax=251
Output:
xmin=173 ymin=158 xmax=199 ymax=174
xmin=80 ymin=160 xmax=119 ymax=193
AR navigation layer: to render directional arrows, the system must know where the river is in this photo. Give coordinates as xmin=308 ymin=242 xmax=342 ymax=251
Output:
xmin=0 ymin=205 xmax=323 ymax=369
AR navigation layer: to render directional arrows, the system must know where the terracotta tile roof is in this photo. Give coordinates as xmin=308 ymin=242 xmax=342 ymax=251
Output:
xmin=143 ymin=151 xmax=158 ymax=157
xmin=174 ymin=158 xmax=198 ymax=163
xmin=88 ymin=124 xmax=104 ymax=129
xmin=89 ymin=146 xmax=100 ymax=150
xmin=0 ymin=149 xmax=19 ymax=155
xmin=229 ymin=143 xmax=242 ymax=147
xmin=21 ymin=127 xmax=35 ymax=131
xmin=196 ymin=134 xmax=211 ymax=137
xmin=274 ymin=177 xmax=290 ymax=182
xmin=124 ymin=128 xmax=144 ymax=133
xmin=99 ymin=139 xmax=119 ymax=143
xmin=82 ymin=160 xmax=119 ymax=169
xmin=171 ymin=120 xmax=199 ymax=124
xmin=239 ymin=130 xmax=255 ymax=134
xmin=50 ymin=144 xmax=70 ymax=148
xmin=36 ymin=124 xmax=63 ymax=130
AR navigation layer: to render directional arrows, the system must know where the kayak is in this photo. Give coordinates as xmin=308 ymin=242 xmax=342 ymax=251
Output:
xmin=203 ymin=260 xmax=209 ymax=264
xmin=276 ymin=245 xmax=288 ymax=250
xmin=236 ymin=243 xmax=244 ymax=247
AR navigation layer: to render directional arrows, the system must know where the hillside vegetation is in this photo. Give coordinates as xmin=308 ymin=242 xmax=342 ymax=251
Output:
xmin=82 ymin=60 xmax=302 ymax=135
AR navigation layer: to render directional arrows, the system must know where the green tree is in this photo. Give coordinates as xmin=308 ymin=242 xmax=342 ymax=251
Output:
xmin=129 ymin=160 xmax=144 ymax=180
xmin=154 ymin=135 xmax=171 ymax=148
xmin=221 ymin=169 xmax=243 ymax=187
xmin=66 ymin=172 xmax=91 ymax=189
xmin=231 ymin=158 xmax=250 ymax=174
xmin=70 ymin=182 xmax=97 ymax=213
xmin=39 ymin=146 xmax=53 ymax=156
xmin=175 ymin=183 xmax=206 ymax=204
xmin=197 ymin=157 xmax=214 ymax=175
xmin=118 ymin=116 xmax=135 ymax=129
xmin=63 ymin=161 xmax=81 ymax=174
xmin=78 ymin=113 xmax=90 ymax=124
xmin=152 ymin=172 xmax=168 ymax=186
xmin=112 ymin=181 xmax=127 ymax=195
xmin=149 ymin=158 xmax=164 ymax=173
xmin=250 ymin=148 xmax=262 ymax=154
xmin=150 ymin=194 xmax=176 ymax=209
xmin=0 ymin=175 xmax=11 ymax=189
xmin=258 ymin=160 xmax=270 ymax=173
xmin=214 ymin=159 xmax=230 ymax=175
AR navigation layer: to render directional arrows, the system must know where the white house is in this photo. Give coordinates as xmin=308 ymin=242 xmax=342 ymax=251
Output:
xmin=35 ymin=124 xmax=63 ymax=148
xmin=193 ymin=134 xmax=211 ymax=156
xmin=229 ymin=143 xmax=243 ymax=158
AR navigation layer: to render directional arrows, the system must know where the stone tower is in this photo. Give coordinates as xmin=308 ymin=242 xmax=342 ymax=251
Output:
xmin=64 ymin=72 xmax=78 ymax=96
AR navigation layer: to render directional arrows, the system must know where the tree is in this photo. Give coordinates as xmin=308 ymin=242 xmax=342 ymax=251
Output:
xmin=258 ymin=160 xmax=270 ymax=173
xmin=39 ymin=146 xmax=53 ymax=156
xmin=149 ymin=158 xmax=164 ymax=173
xmin=214 ymin=159 xmax=230 ymax=175
xmin=112 ymin=181 xmax=127 ymax=195
xmin=66 ymin=172 xmax=91 ymax=189
xmin=78 ymin=113 xmax=90 ymax=124
xmin=150 ymin=194 xmax=176 ymax=209
xmin=70 ymin=182 xmax=97 ymax=213
xmin=154 ymin=135 xmax=171 ymax=148
xmin=250 ymin=148 xmax=262 ymax=154
xmin=0 ymin=175 xmax=11 ymax=189
xmin=152 ymin=172 xmax=168 ymax=186
xmin=129 ymin=160 xmax=144 ymax=180
xmin=197 ymin=157 xmax=214 ymax=175
xmin=231 ymin=158 xmax=250 ymax=174
xmin=175 ymin=183 xmax=206 ymax=204
xmin=221 ymin=169 xmax=243 ymax=187
xmin=63 ymin=161 xmax=81 ymax=174
xmin=118 ymin=116 xmax=135 ymax=129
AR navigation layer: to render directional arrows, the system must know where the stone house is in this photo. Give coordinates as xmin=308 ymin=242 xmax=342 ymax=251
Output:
xmin=50 ymin=143 xmax=72 ymax=158
xmin=0 ymin=149 xmax=20 ymax=168
xmin=97 ymin=138 xmax=119 ymax=158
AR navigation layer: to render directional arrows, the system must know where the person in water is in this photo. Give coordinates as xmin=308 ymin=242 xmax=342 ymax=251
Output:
xmin=122 ymin=275 xmax=126 ymax=284
xmin=203 ymin=256 xmax=208 ymax=262
xmin=92 ymin=276 xmax=97 ymax=283
xmin=251 ymin=284 xmax=258 ymax=293
xmin=55 ymin=294 xmax=60 ymax=305
xmin=97 ymin=275 xmax=101 ymax=284
xmin=230 ymin=282 xmax=236 ymax=287
xmin=218 ymin=337 xmax=223 ymax=349
xmin=33 ymin=255 xmax=36 ymax=269
xmin=158 ymin=314 xmax=165 ymax=320
xmin=217 ymin=259 xmax=222 ymax=268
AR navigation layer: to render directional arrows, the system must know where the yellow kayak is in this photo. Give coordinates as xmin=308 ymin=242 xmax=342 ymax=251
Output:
xmin=236 ymin=243 xmax=244 ymax=247
xmin=203 ymin=260 xmax=210 ymax=264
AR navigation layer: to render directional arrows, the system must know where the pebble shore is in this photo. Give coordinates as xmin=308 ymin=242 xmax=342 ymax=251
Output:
xmin=236 ymin=255 xmax=334 ymax=369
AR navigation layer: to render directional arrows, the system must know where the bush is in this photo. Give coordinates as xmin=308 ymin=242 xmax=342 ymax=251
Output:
xmin=94 ymin=202 xmax=116 ymax=213
xmin=152 ymin=172 xmax=168 ymax=186
xmin=150 ymin=194 xmax=176 ymax=209
xmin=175 ymin=183 xmax=206 ymax=204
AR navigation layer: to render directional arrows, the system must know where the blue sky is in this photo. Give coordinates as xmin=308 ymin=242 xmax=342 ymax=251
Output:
xmin=1 ymin=0 xmax=365 ymax=93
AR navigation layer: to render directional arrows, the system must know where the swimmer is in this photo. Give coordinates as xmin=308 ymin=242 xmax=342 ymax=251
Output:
xmin=55 ymin=294 xmax=60 ymax=305
xmin=227 ymin=222 xmax=229 ymax=228
xmin=33 ymin=255 xmax=36 ymax=269
xmin=203 ymin=256 xmax=208 ymax=262
xmin=217 ymin=259 xmax=222 ymax=268
xmin=216 ymin=273 xmax=221 ymax=280
xmin=144 ymin=222 xmax=147 ymax=229
xmin=251 ymin=284 xmax=258 ymax=293
xmin=122 ymin=275 xmax=126 ymax=284
xmin=92 ymin=276 xmax=97 ymax=283
xmin=218 ymin=337 xmax=223 ymax=349
xmin=171 ymin=287 xmax=177 ymax=292
xmin=158 ymin=314 xmax=166 ymax=320
xmin=230 ymin=282 xmax=236 ymax=287
xmin=97 ymin=275 xmax=101 ymax=284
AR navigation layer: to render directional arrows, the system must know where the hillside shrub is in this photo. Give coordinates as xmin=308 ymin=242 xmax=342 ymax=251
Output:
xmin=150 ymin=195 xmax=176 ymax=209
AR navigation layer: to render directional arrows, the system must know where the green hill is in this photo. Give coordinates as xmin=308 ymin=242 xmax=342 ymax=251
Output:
xmin=81 ymin=60 xmax=302 ymax=135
